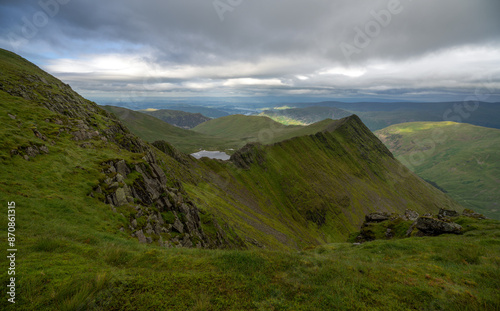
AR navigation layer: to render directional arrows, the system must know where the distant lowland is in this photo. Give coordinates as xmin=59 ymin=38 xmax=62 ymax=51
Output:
xmin=2 ymin=48 xmax=499 ymax=310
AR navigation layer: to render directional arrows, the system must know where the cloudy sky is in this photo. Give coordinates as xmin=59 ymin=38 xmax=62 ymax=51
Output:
xmin=1 ymin=0 xmax=499 ymax=104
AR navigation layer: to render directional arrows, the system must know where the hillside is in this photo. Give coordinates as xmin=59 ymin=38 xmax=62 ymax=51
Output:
xmin=376 ymin=122 xmax=500 ymax=219
xmin=281 ymin=101 xmax=500 ymax=130
xmin=192 ymin=114 xmax=343 ymax=147
xmin=102 ymin=105 xmax=236 ymax=154
xmin=2 ymin=49 xmax=496 ymax=310
xmin=260 ymin=106 xmax=353 ymax=125
xmin=140 ymin=108 xmax=210 ymax=129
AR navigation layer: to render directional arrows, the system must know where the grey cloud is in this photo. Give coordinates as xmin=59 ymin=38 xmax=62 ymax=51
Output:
xmin=1 ymin=0 xmax=499 ymax=101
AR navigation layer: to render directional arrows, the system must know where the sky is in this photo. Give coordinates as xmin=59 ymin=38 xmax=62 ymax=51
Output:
xmin=1 ymin=0 xmax=500 ymax=104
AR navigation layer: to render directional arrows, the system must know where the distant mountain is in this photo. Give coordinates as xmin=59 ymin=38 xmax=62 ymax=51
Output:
xmin=284 ymin=101 xmax=500 ymax=130
xmin=140 ymin=109 xmax=210 ymax=129
xmin=102 ymin=105 xmax=235 ymax=154
xmin=159 ymin=105 xmax=229 ymax=118
xmin=260 ymin=106 xmax=353 ymax=125
xmin=376 ymin=122 xmax=500 ymax=219
xmin=5 ymin=48 xmax=491 ymax=310
xmin=192 ymin=114 xmax=349 ymax=147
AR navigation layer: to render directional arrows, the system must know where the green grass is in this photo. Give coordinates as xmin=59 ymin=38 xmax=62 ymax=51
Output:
xmin=2 ymin=48 xmax=498 ymax=310
xmin=376 ymin=121 xmax=500 ymax=219
xmin=140 ymin=108 xmax=210 ymax=129
xmin=2 ymin=217 xmax=499 ymax=310
xmin=102 ymin=105 xmax=238 ymax=154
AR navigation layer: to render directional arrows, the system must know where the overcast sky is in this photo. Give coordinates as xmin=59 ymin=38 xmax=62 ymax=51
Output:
xmin=1 ymin=0 xmax=499 ymax=103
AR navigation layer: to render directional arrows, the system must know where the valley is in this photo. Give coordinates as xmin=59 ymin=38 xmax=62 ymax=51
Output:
xmin=0 ymin=48 xmax=499 ymax=310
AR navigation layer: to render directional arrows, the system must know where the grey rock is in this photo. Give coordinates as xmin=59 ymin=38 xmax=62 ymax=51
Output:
xmin=416 ymin=217 xmax=462 ymax=236
xmin=462 ymin=209 xmax=487 ymax=219
xmin=131 ymin=218 xmax=137 ymax=229
xmin=145 ymin=222 xmax=154 ymax=235
xmin=136 ymin=230 xmax=147 ymax=243
xmin=404 ymin=209 xmax=419 ymax=221
xmin=115 ymin=160 xmax=130 ymax=176
xmin=438 ymin=208 xmax=459 ymax=219
xmin=182 ymin=234 xmax=193 ymax=247
xmin=365 ymin=212 xmax=391 ymax=223
xmin=114 ymin=188 xmax=128 ymax=206
xmin=172 ymin=218 xmax=184 ymax=234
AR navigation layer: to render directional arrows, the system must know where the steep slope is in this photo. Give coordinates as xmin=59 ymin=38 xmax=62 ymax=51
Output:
xmin=102 ymin=105 xmax=237 ymax=154
xmin=376 ymin=122 xmax=500 ymax=219
xmin=140 ymin=108 xmax=210 ymax=128
xmin=212 ymin=116 xmax=461 ymax=243
xmin=2 ymin=48 xmax=493 ymax=311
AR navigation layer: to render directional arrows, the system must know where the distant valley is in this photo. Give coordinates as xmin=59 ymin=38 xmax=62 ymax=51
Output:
xmin=376 ymin=122 xmax=500 ymax=220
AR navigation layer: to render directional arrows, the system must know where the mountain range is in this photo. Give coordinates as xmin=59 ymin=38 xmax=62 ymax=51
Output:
xmin=1 ymin=48 xmax=499 ymax=310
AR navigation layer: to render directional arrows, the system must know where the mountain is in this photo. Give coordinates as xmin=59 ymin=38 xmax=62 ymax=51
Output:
xmin=102 ymin=105 xmax=237 ymax=154
xmin=3 ymin=49 xmax=498 ymax=310
xmin=140 ymin=108 xmax=211 ymax=129
xmin=192 ymin=114 xmax=344 ymax=147
xmin=260 ymin=106 xmax=353 ymax=125
xmin=376 ymin=122 xmax=500 ymax=219
xmin=267 ymin=101 xmax=500 ymax=131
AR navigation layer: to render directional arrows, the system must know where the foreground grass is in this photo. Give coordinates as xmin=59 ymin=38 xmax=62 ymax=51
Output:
xmin=1 ymin=216 xmax=499 ymax=310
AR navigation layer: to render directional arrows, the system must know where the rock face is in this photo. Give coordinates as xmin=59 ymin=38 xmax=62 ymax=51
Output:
xmin=355 ymin=208 xmax=468 ymax=242
xmin=92 ymin=152 xmax=242 ymax=249
xmin=230 ymin=143 xmax=265 ymax=169
xmin=415 ymin=217 xmax=463 ymax=236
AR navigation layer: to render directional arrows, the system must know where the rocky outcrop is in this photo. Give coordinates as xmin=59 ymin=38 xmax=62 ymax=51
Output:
xmin=365 ymin=212 xmax=391 ymax=223
xmin=462 ymin=208 xmax=487 ymax=219
xmin=437 ymin=208 xmax=459 ymax=220
xmin=91 ymin=152 xmax=243 ymax=249
xmin=10 ymin=144 xmax=49 ymax=161
xmin=355 ymin=208 xmax=470 ymax=242
xmin=230 ymin=143 xmax=265 ymax=169
xmin=415 ymin=217 xmax=463 ymax=236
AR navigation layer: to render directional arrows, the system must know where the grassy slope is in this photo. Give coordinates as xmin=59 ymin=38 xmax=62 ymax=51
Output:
xmin=102 ymin=105 xmax=237 ymax=154
xmin=260 ymin=106 xmax=442 ymax=131
xmin=186 ymin=116 xmax=462 ymax=249
xmin=376 ymin=122 xmax=500 ymax=219
xmin=192 ymin=114 xmax=341 ymax=147
xmin=2 ymin=49 xmax=497 ymax=310
xmin=140 ymin=108 xmax=210 ymax=129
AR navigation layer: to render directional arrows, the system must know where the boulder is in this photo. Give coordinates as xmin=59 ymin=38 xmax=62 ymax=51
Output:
xmin=415 ymin=217 xmax=462 ymax=236
xmin=365 ymin=212 xmax=391 ymax=223
xmin=135 ymin=229 xmax=147 ymax=243
xmin=404 ymin=209 xmax=419 ymax=221
xmin=438 ymin=208 xmax=459 ymax=219
xmin=462 ymin=209 xmax=487 ymax=219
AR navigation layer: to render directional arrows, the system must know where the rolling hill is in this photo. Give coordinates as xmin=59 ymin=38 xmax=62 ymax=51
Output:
xmin=140 ymin=108 xmax=210 ymax=129
xmin=101 ymin=105 xmax=237 ymax=154
xmin=376 ymin=122 xmax=500 ymax=219
xmin=192 ymin=114 xmax=346 ymax=147
xmin=263 ymin=101 xmax=500 ymax=131
xmin=2 ymin=48 xmax=498 ymax=310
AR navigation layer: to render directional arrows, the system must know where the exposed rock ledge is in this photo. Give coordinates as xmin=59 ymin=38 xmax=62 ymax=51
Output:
xmin=90 ymin=151 xmax=244 ymax=249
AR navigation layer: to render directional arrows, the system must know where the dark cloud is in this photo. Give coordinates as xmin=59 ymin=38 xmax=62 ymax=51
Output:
xmin=1 ymin=0 xmax=499 ymax=101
